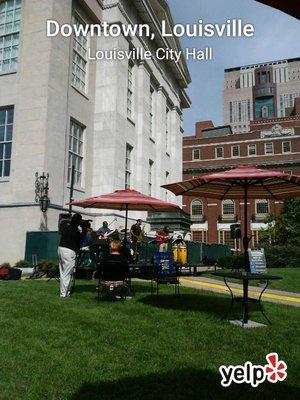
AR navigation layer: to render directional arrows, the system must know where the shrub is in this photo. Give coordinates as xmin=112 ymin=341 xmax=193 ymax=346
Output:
xmin=15 ymin=260 xmax=31 ymax=269
xmin=37 ymin=260 xmax=59 ymax=277
xmin=264 ymin=245 xmax=300 ymax=268
xmin=0 ymin=262 xmax=11 ymax=269
xmin=217 ymin=254 xmax=244 ymax=270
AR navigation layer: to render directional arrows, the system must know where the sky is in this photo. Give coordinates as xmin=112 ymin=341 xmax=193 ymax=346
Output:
xmin=168 ymin=0 xmax=300 ymax=135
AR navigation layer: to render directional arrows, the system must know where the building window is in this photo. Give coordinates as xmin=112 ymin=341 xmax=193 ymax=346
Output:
xmin=280 ymin=92 xmax=300 ymax=117
xmin=282 ymin=141 xmax=291 ymax=154
xmin=252 ymin=230 xmax=260 ymax=247
xmin=256 ymin=199 xmax=269 ymax=215
xmin=261 ymin=105 xmax=269 ymax=118
xmin=149 ymin=85 xmax=155 ymax=138
xmin=148 ymin=159 xmax=153 ymax=196
xmin=259 ymin=71 xmax=268 ymax=84
xmin=218 ymin=230 xmax=237 ymax=250
xmin=72 ymin=14 xmax=88 ymax=92
xmin=127 ymin=61 xmax=135 ymax=119
xmin=0 ymin=0 xmax=22 ymax=73
xmin=192 ymin=149 xmax=200 ymax=160
xmin=265 ymin=142 xmax=274 ymax=155
xmin=248 ymin=144 xmax=257 ymax=156
xmin=229 ymin=99 xmax=251 ymax=123
xmin=191 ymin=199 xmax=203 ymax=219
xmin=68 ymin=120 xmax=84 ymax=186
xmin=192 ymin=230 xmax=207 ymax=243
xmin=222 ymin=199 xmax=235 ymax=215
xmin=231 ymin=145 xmax=240 ymax=157
xmin=0 ymin=106 xmax=13 ymax=177
xmin=255 ymin=98 xmax=275 ymax=119
xmin=125 ymin=143 xmax=133 ymax=189
xmin=215 ymin=147 xmax=224 ymax=159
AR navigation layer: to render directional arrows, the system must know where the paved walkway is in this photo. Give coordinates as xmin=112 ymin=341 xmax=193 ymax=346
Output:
xmin=180 ymin=276 xmax=300 ymax=307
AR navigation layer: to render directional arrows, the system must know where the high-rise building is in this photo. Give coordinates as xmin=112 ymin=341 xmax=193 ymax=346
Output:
xmin=0 ymin=0 xmax=191 ymax=263
xmin=223 ymin=58 xmax=300 ymax=133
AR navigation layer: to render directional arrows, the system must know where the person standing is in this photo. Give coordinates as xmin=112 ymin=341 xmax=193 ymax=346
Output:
xmin=130 ymin=219 xmax=143 ymax=262
xmin=58 ymin=213 xmax=83 ymax=298
xmin=156 ymin=226 xmax=172 ymax=252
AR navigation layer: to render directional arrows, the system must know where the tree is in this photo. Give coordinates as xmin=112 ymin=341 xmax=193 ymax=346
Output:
xmin=260 ymin=198 xmax=300 ymax=246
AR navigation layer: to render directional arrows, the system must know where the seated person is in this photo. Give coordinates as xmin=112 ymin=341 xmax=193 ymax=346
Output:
xmin=96 ymin=221 xmax=112 ymax=237
xmin=101 ymin=240 xmax=129 ymax=282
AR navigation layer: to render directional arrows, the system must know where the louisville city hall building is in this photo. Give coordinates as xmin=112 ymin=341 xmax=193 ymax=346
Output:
xmin=0 ymin=0 xmax=191 ymax=263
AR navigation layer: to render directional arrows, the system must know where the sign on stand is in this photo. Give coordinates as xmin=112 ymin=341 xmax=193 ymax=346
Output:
xmin=248 ymin=248 xmax=267 ymax=274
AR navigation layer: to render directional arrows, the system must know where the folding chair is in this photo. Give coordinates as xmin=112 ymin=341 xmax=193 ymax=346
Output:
xmin=151 ymin=252 xmax=180 ymax=296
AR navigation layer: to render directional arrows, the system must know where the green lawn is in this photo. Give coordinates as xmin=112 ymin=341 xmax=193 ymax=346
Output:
xmin=203 ymin=268 xmax=300 ymax=293
xmin=0 ymin=279 xmax=299 ymax=400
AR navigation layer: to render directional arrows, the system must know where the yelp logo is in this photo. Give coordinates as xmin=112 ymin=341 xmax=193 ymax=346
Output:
xmin=219 ymin=353 xmax=287 ymax=387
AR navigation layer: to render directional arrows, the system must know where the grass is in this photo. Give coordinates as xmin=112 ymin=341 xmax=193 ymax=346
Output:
xmin=203 ymin=268 xmax=300 ymax=293
xmin=0 ymin=279 xmax=299 ymax=399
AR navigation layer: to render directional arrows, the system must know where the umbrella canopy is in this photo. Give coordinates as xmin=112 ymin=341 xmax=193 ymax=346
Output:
xmin=162 ymin=166 xmax=300 ymax=273
xmin=70 ymin=189 xmax=180 ymax=243
xmin=70 ymin=189 xmax=180 ymax=212
xmin=162 ymin=166 xmax=300 ymax=200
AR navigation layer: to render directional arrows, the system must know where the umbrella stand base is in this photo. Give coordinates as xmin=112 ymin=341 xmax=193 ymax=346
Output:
xmin=229 ymin=320 xmax=267 ymax=329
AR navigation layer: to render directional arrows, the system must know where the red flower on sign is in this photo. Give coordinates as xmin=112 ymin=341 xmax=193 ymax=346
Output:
xmin=265 ymin=353 xmax=287 ymax=383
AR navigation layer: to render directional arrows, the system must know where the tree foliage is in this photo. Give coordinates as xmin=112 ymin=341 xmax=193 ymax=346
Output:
xmin=260 ymin=198 xmax=300 ymax=246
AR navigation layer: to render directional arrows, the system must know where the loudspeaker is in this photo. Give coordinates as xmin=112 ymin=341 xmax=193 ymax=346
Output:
xmin=58 ymin=213 xmax=71 ymax=233
xmin=230 ymin=224 xmax=241 ymax=239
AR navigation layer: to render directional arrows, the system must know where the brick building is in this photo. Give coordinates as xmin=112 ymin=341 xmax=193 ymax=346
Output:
xmin=183 ymin=98 xmax=300 ymax=251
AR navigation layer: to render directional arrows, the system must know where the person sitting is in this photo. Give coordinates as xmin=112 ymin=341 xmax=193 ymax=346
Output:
xmin=96 ymin=221 xmax=112 ymax=237
xmin=100 ymin=240 xmax=129 ymax=282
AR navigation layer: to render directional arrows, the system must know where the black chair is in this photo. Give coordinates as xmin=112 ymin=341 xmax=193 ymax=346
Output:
xmin=97 ymin=256 xmax=129 ymax=301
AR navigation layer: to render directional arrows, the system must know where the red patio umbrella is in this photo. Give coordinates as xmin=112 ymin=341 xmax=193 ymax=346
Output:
xmin=70 ymin=188 xmax=180 ymax=241
xmin=162 ymin=166 xmax=300 ymax=271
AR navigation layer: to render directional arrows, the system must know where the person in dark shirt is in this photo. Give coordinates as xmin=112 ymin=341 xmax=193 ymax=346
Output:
xmin=101 ymin=240 xmax=129 ymax=281
xmin=130 ymin=219 xmax=143 ymax=262
xmin=58 ymin=213 xmax=82 ymax=298
xmin=96 ymin=221 xmax=112 ymax=237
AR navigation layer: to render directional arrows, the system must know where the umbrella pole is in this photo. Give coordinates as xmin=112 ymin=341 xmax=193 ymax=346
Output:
xmin=243 ymin=184 xmax=250 ymax=273
xmin=124 ymin=204 xmax=128 ymax=244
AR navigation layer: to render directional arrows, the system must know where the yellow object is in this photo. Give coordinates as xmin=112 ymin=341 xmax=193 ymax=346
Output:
xmin=172 ymin=246 xmax=179 ymax=262
xmin=178 ymin=246 xmax=187 ymax=264
xmin=172 ymin=245 xmax=187 ymax=264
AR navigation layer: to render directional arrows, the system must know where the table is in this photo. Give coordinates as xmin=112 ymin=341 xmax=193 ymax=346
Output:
xmin=211 ymin=271 xmax=282 ymax=325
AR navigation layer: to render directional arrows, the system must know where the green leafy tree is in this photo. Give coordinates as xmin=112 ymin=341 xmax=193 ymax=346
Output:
xmin=260 ymin=198 xmax=300 ymax=246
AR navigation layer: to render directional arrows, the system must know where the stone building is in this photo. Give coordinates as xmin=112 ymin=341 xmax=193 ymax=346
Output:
xmin=0 ymin=0 xmax=191 ymax=263
xmin=183 ymin=99 xmax=300 ymax=251
xmin=223 ymin=57 xmax=300 ymax=133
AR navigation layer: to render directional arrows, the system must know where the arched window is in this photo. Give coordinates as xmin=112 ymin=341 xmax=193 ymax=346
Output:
xmin=191 ymin=200 xmax=203 ymax=217
xmin=262 ymin=105 xmax=269 ymax=118
xmin=256 ymin=199 xmax=269 ymax=215
xmin=222 ymin=199 xmax=235 ymax=215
